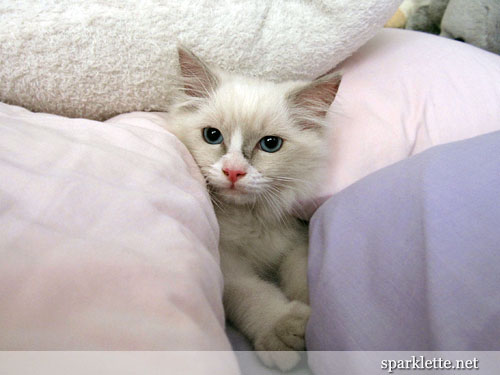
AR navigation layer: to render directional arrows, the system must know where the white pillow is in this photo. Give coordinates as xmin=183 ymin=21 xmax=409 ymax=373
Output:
xmin=0 ymin=104 xmax=234 ymax=363
xmin=0 ymin=0 xmax=400 ymax=120
xmin=300 ymin=28 xmax=500 ymax=218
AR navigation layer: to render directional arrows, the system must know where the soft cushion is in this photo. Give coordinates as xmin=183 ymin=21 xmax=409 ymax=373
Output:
xmin=0 ymin=0 xmax=400 ymax=120
xmin=0 ymin=103 xmax=234 ymax=362
xmin=307 ymin=131 xmax=500 ymax=356
xmin=299 ymin=28 xmax=500 ymax=218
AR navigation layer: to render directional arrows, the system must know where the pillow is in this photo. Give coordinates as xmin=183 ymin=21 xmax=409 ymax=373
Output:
xmin=306 ymin=131 xmax=500 ymax=361
xmin=0 ymin=0 xmax=400 ymax=120
xmin=0 ymin=103 xmax=235 ymax=362
xmin=299 ymin=28 xmax=500 ymax=218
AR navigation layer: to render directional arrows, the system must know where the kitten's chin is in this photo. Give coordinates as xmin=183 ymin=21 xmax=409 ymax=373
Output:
xmin=215 ymin=188 xmax=256 ymax=206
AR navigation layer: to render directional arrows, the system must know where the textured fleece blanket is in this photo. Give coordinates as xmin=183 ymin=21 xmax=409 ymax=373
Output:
xmin=0 ymin=0 xmax=400 ymax=120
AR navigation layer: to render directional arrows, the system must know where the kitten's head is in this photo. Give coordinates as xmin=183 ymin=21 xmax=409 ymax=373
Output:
xmin=170 ymin=46 xmax=341 ymax=216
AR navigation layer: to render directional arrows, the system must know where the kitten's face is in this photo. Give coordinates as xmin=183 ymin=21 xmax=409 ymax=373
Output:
xmin=172 ymin=47 xmax=341 ymax=213
xmin=178 ymin=80 xmax=327 ymax=208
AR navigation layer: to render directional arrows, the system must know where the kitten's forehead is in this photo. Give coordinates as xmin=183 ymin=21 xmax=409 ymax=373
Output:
xmin=210 ymin=79 xmax=292 ymax=138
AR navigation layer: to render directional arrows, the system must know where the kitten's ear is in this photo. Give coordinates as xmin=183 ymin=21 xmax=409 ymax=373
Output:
xmin=177 ymin=45 xmax=219 ymax=98
xmin=287 ymin=71 xmax=342 ymax=129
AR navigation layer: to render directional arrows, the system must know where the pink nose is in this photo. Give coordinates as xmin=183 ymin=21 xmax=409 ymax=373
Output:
xmin=222 ymin=168 xmax=247 ymax=183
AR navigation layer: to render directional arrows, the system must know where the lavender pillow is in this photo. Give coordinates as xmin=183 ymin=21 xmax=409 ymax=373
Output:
xmin=307 ymin=131 xmax=500 ymax=356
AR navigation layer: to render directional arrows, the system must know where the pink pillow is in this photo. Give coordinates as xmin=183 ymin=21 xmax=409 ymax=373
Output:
xmin=0 ymin=105 xmax=234 ymax=363
xmin=301 ymin=29 xmax=500 ymax=218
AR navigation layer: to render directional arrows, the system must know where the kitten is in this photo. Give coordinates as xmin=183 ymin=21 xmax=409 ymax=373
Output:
xmin=167 ymin=46 xmax=341 ymax=371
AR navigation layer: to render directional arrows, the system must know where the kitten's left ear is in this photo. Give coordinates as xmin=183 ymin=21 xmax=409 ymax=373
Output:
xmin=177 ymin=45 xmax=219 ymax=98
xmin=287 ymin=71 xmax=342 ymax=128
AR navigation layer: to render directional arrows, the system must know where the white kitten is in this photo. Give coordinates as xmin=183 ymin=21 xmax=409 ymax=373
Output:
xmin=166 ymin=47 xmax=341 ymax=371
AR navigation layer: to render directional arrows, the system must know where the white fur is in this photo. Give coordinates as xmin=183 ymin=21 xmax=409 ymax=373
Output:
xmin=166 ymin=48 xmax=340 ymax=370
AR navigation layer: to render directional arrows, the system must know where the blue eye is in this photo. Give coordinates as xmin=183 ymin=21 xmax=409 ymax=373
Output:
xmin=203 ymin=127 xmax=223 ymax=144
xmin=259 ymin=136 xmax=283 ymax=153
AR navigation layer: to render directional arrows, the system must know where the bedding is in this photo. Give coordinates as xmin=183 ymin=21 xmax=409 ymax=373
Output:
xmin=0 ymin=104 xmax=239 ymax=373
xmin=302 ymin=28 xmax=500 ymax=372
xmin=0 ymin=0 xmax=400 ymax=120
xmin=1 ymin=27 xmax=500 ymax=373
xmin=307 ymin=130 xmax=500 ymax=372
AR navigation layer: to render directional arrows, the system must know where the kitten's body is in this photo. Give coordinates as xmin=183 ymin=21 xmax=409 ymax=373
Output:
xmin=167 ymin=47 xmax=340 ymax=371
xmin=218 ymin=204 xmax=309 ymax=300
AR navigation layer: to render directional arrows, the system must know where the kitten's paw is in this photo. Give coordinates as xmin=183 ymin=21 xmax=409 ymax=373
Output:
xmin=254 ymin=301 xmax=311 ymax=371
xmin=274 ymin=301 xmax=310 ymax=350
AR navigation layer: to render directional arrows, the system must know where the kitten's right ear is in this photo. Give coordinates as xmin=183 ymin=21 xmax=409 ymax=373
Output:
xmin=177 ymin=45 xmax=219 ymax=98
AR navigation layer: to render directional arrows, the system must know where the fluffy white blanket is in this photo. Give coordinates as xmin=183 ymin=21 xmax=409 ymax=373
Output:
xmin=0 ymin=0 xmax=400 ymax=120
